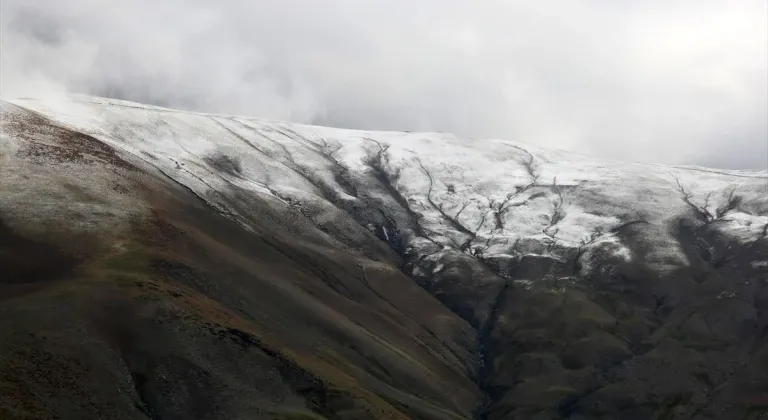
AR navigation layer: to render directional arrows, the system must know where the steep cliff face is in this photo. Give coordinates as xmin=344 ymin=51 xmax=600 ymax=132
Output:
xmin=1 ymin=95 xmax=767 ymax=419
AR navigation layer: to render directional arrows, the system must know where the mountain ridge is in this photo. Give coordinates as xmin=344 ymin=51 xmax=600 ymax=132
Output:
xmin=1 ymin=95 xmax=767 ymax=419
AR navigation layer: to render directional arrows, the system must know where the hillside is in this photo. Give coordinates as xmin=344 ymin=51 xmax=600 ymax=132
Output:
xmin=1 ymin=95 xmax=767 ymax=419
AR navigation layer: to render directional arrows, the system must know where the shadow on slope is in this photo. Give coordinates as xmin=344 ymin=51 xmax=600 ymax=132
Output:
xmin=0 ymin=132 xmax=482 ymax=420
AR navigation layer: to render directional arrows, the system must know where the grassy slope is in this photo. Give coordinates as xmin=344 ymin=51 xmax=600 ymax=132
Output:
xmin=3 ymin=103 xmax=767 ymax=420
xmin=0 ymin=109 xmax=482 ymax=419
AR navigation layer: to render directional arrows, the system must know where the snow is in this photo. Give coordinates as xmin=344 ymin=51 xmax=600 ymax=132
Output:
xmin=5 ymin=95 xmax=767 ymax=277
xmin=0 ymin=101 xmax=149 ymax=234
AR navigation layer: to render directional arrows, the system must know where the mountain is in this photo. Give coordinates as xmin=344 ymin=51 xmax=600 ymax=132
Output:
xmin=1 ymin=95 xmax=767 ymax=420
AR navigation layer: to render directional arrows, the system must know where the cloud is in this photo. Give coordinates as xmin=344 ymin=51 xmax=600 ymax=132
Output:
xmin=2 ymin=0 xmax=766 ymax=169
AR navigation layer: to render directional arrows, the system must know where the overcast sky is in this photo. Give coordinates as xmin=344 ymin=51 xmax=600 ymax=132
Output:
xmin=2 ymin=1 xmax=766 ymax=169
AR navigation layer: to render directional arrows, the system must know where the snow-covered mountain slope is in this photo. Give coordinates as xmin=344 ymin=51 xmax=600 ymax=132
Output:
xmin=9 ymin=95 xmax=767 ymax=270
xmin=2 ymin=95 xmax=767 ymax=420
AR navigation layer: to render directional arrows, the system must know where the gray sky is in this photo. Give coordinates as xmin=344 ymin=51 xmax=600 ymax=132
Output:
xmin=2 ymin=0 xmax=766 ymax=169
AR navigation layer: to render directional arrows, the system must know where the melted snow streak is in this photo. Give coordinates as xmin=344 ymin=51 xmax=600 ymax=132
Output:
xmin=7 ymin=95 xmax=768 ymax=278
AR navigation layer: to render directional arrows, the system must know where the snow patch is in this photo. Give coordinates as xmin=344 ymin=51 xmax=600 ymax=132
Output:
xmin=6 ymin=95 xmax=767 ymax=279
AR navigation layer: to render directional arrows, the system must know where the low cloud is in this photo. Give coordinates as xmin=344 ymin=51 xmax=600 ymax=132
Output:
xmin=2 ymin=0 xmax=766 ymax=169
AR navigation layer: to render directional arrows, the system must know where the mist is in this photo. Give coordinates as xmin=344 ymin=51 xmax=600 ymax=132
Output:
xmin=2 ymin=0 xmax=766 ymax=169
